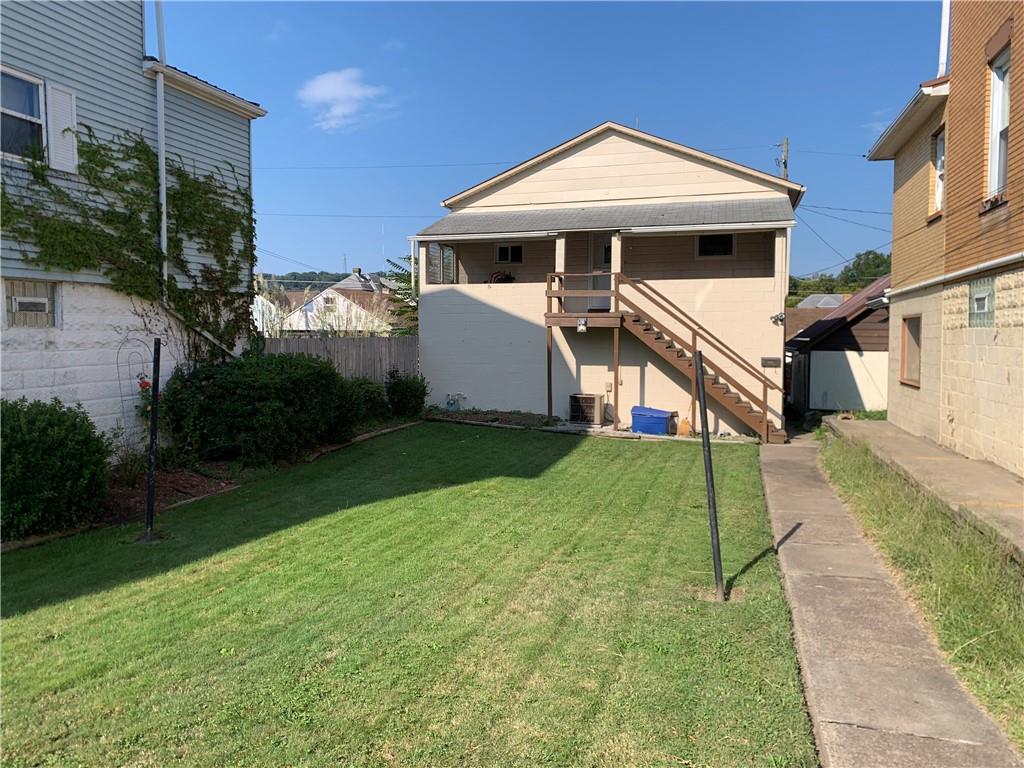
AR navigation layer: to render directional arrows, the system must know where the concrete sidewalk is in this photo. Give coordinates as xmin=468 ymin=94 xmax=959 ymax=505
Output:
xmin=827 ymin=417 xmax=1024 ymax=562
xmin=761 ymin=440 xmax=1022 ymax=768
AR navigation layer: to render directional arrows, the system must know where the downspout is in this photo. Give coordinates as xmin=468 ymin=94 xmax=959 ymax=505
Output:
xmin=937 ymin=0 xmax=951 ymax=77
xmin=409 ymin=238 xmax=417 ymax=300
xmin=155 ymin=0 xmax=168 ymax=290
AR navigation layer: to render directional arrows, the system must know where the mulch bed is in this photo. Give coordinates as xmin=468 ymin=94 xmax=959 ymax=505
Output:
xmin=101 ymin=466 xmax=236 ymax=526
xmin=426 ymin=409 xmax=555 ymax=429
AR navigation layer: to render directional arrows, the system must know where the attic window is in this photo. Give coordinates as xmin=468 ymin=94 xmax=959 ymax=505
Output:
xmin=696 ymin=234 xmax=735 ymax=259
xmin=496 ymin=243 xmax=523 ymax=264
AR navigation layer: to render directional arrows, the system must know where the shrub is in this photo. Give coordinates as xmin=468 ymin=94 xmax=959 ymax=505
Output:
xmin=161 ymin=354 xmax=363 ymax=465
xmin=386 ymin=370 xmax=430 ymax=417
xmin=1 ymin=398 xmax=111 ymax=541
xmin=352 ymin=378 xmax=390 ymax=421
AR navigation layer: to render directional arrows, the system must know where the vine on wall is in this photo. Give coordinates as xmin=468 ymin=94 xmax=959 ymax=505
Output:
xmin=1 ymin=127 xmax=256 ymax=361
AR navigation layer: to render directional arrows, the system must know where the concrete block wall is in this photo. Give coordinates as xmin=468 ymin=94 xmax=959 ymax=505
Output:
xmin=887 ymin=285 xmax=944 ymax=444
xmin=941 ymin=266 xmax=1024 ymax=476
xmin=1 ymin=281 xmax=186 ymax=438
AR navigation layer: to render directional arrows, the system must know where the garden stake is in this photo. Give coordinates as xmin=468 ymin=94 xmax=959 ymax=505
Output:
xmin=143 ymin=337 xmax=161 ymax=540
xmin=694 ymin=350 xmax=725 ymax=602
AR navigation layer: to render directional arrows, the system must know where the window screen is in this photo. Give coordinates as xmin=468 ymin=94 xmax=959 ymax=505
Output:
xmin=969 ymin=276 xmax=995 ymax=327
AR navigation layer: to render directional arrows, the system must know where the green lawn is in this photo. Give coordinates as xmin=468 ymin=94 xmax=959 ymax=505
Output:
xmin=2 ymin=423 xmax=815 ymax=767
xmin=820 ymin=436 xmax=1024 ymax=750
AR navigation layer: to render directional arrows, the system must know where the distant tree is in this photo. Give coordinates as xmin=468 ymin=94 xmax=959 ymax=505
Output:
xmin=837 ymin=250 xmax=891 ymax=284
xmin=264 ymin=271 xmax=347 ymax=291
xmin=384 ymin=256 xmax=418 ymax=335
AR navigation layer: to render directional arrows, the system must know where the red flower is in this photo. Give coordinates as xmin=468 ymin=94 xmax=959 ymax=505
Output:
xmin=139 ymin=379 xmax=152 ymax=390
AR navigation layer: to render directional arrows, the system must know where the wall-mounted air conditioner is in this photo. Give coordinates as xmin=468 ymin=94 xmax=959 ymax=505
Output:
xmin=569 ymin=393 xmax=604 ymax=426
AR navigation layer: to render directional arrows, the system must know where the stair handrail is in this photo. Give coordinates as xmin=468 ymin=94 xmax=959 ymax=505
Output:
xmin=616 ymin=274 xmax=783 ymax=394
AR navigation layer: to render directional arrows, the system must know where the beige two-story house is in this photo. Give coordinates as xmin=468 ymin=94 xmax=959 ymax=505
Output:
xmin=868 ymin=0 xmax=1023 ymax=476
xmin=411 ymin=122 xmax=805 ymax=441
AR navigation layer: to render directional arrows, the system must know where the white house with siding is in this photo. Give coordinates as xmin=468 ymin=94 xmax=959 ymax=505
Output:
xmin=0 ymin=0 xmax=265 ymax=433
xmin=412 ymin=122 xmax=804 ymax=440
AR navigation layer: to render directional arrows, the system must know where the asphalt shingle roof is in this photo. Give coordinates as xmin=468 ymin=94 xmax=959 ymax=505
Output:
xmin=417 ymin=198 xmax=795 ymax=237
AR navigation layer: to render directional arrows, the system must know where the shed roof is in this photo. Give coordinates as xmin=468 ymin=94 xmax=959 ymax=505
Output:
xmin=796 ymin=293 xmax=847 ymax=309
xmin=789 ymin=275 xmax=891 ymax=351
xmin=417 ymin=197 xmax=794 ymax=238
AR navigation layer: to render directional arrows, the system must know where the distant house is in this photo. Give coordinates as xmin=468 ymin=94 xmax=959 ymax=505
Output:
xmin=280 ymin=268 xmax=396 ymax=335
xmin=788 ymin=275 xmax=891 ymax=412
xmin=796 ymin=293 xmax=847 ymax=309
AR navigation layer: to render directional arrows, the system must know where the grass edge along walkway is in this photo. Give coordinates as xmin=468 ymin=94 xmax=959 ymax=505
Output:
xmin=819 ymin=434 xmax=1024 ymax=753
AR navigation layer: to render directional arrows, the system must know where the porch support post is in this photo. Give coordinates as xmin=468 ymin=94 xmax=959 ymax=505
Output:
xmin=546 ymin=326 xmax=554 ymax=423
xmin=610 ymin=231 xmax=622 ymax=274
xmin=554 ymin=233 xmax=566 ymax=273
xmin=612 ymin=326 xmax=620 ymax=430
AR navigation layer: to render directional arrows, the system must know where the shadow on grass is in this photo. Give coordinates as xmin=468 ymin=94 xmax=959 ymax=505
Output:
xmin=725 ymin=523 xmax=800 ymax=599
xmin=1 ymin=423 xmax=583 ymax=617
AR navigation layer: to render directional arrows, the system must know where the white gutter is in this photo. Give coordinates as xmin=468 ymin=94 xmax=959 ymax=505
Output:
xmin=411 ymin=220 xmax=795 ymax=242
xmin=155 ymin=0 xmax=168 ymax=291
xmin=888 ymin=251 xmax=1024 ymax=298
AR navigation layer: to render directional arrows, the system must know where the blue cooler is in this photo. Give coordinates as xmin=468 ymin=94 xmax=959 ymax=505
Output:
xmin=631 ymin=406 xmax=672 ymax=435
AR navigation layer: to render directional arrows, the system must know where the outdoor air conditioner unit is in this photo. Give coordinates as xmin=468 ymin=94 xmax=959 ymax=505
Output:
xmin=569 ymin=393 xmax=604 ymax=426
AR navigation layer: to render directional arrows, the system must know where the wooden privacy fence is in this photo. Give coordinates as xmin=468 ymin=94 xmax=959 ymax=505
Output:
xmin=263 ymin=336 xmax=419 ymax=381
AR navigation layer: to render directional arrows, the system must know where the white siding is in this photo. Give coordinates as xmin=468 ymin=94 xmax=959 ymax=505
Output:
xmin=809 ymin=350 xmax=889 ymax=411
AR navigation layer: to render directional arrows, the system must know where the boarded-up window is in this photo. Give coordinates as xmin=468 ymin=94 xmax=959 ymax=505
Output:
xmin=426 ymin=243 xmax=457 ymax=284
xmin=969 ymin=276 xmax=995 ymax=327
xmin=5 ymin=279 xmax=57 ymax=327
xmin=900 ymin=315 xmax=921 ymax=387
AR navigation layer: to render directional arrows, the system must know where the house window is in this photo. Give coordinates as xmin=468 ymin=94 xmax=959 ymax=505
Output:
xmin=1 ymin=70 xmax=45 ymax=160
xmin=933 ymin=126 xmax=945 ymax=212
xmin=322 ymin=295 xmax=337 ymax=312
xmin=900 ymin=315 xmax=922 ymax=387
xmin=4 ymin=279 xmax=57 ymax=328
xmin=695 ymin=233 xmax=735 ymax=259
xmin=969 ymin=276 xmax=995 ymax=327
xmin=426 ymin=243 xmax=457 ymax=284
xmin=987 ymin=47 xmax=1011 ymax=198
xmin=496 ymin=243 xmax=523 ymax=264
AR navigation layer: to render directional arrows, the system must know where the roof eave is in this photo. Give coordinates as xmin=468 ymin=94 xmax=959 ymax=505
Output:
xmin=143 ymin=61 xmax=267 ymax=120
xmin=867 ymin=82 xmax=948 ymax=161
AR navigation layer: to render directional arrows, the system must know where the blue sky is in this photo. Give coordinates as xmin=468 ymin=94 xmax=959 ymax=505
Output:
xmin=150 ymin=1 xmax=942 ymax=278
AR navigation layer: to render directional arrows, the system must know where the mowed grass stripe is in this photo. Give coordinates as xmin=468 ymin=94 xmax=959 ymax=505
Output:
xmin=2 ymin=423 xmax=815 ymax=767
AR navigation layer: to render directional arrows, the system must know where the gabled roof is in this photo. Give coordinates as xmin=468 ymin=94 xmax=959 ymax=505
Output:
xmin=441 ymin=122 xmax=805 ymax=209
xmin=867 ymin=77 xmax=947 ymax=161
xmin=789 ymin=275 xmax=891 ymax=351
xmin=143 ymin=59 xmax=267 ymax=120
xmin=796 ymin=293 xmax=846 ymax=309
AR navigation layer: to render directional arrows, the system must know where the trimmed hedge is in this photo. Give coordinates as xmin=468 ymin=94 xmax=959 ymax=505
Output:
xmin=386 ymin=370 xmax=430 ymax=417
xmin=1 ymin=398 xmax=111 ymax=541
xmin=162 ymin=354 xmax=364 ymax=465
xmin=352 ymin=378 xmax=390 ymax=421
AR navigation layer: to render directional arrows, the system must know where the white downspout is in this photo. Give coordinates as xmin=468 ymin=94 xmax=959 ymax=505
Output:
xmin=155 ymin=0 xmax=169 ymax=291
xmin=409 ymin=238 xmax=417 ymax=299
xmin=937 ymin=0 xmax=951 ymax=77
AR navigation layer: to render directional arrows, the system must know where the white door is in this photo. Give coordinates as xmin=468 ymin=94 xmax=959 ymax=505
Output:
xmin=590 ymin=233 xmax=612 ymax=311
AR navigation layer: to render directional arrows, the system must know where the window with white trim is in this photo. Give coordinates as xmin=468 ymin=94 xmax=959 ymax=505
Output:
xmin=496 ymin=243 xmax=523 ymax=264
xmin=4 ymin=279 xmax=58 ymax=328
xmin=933 ymin=126 xmax=945 ymax=212
xmin=969 ymin=276 xmax=995 ymax=327
xmin=1 ymin=70 xmax=45 ymax=160
xmin=426 ymin=243 xmax=457 ymax=284
xmin=695 ymin=233 xmax=735 ymax=259
xmin=988 ymin=48 xmax=1011 ymax=198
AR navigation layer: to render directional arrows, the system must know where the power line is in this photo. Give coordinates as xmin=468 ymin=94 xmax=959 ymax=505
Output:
xmin=256 ymin=160 xmax=517 ymax=171
xmin=795 ymin=212 xmax=846 ymax=261
xmin=803 ymin=204 xmax=891 ymax=216
xmin=255 ymin=246 xmax=323 ymax=272
xmin=800 ymin=208 xmax=891 ymax=233
xmin=257 ymin=212 xmax=435 ymax=219
xmin=790 ymin=148 xmax=866 ymax=158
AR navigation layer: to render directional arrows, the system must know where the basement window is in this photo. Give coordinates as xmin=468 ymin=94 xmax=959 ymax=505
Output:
xmin=4 ymin=278 xmax=57 ymax=328
xmin=695 ymin=234 xmax=735 ymax=259
xmin=900 ymin=315 xmax=922 ymax=387
xmin=969 ymin=276 xmax=995 ymax=327
xmin=496 ymin=243 xmax=523 ymax=264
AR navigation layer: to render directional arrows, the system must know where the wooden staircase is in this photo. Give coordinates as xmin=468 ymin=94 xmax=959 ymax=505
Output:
xmin=545 ymin=271 xmax=787 ymax=443
xmin=621 ymin=313 xmax=787 ymax=444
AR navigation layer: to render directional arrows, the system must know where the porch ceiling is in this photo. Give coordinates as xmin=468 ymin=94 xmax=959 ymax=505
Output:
xmin=416 ymin=198 xmax=795 ymax=238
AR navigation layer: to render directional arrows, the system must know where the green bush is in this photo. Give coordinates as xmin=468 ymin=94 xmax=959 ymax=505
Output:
xmin=161 ymin=354 xmax=363 ymax=465
xmin=352 ymin=378 xmax=390 ymax=421
xmin=386 ymin=370 xmax=430 ymax=417
xmin=1 ymin=398 xmax=111 ymax=541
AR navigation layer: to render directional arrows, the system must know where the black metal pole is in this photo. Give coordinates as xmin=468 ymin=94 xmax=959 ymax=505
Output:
xmin=144 ymin=338 xmax=161 ymax=540
xmin=694 ymin=349 xmax=725 ymax=602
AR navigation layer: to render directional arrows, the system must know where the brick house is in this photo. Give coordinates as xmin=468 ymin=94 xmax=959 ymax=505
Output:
xmin=868 ymin=0 xmax=1023 ymax=476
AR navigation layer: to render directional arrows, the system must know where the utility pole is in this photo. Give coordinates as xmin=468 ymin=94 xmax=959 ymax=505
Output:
xmin=776 ymin=137 xmax=789 ymax=179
